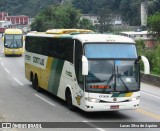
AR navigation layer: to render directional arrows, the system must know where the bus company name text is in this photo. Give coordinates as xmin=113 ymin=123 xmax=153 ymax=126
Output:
xmin=25 ymin=55 xmax=44 ymax=66
xmin=33 ymin=56 xmax=44 ymax=66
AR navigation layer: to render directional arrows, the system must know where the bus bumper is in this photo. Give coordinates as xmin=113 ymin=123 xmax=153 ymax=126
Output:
xmin=4 ymin=48 xmax=23 ymax=55
xmin=82 ymin=100 xmax=139 ymax=112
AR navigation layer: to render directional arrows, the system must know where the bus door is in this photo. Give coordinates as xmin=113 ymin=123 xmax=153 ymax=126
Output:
xmin=74 ymin=40 xmax=84 ymax=107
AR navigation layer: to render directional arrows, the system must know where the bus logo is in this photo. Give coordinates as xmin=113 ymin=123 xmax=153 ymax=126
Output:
xmin=113 ymin=98 xmax=117 ymax=101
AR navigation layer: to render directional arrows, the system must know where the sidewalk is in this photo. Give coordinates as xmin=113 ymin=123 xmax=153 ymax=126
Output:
xmin=141 ymin=82 xmax=160 ymax=97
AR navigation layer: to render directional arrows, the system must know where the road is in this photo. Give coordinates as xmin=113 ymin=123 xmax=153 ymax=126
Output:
xmin=0 ymin=40 xmax=159 ymax=131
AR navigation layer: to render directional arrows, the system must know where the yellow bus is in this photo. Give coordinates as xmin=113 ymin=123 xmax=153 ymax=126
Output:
xmin=3 ymin=28 xmax=24 ymax=56
xmin=25 ymin=29 xmax=150 ymax=112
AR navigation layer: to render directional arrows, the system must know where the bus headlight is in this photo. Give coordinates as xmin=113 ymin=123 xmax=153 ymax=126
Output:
xmin=130 ymin=96 xmax=140 ymax=101
xmin=85 ymin=97 xmax=100 ymax=103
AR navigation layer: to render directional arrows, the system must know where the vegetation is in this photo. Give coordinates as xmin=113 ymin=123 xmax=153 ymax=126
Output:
xmin=31 ymin=4 xmax=80 ymax=31
xmin=72 ymin=0 xmax=160 ymax=26
xmin=1 ymin=0 xmax=160 ymax=26
xmin=1 ymin=0 xmax=160 ymax=75
xmin=136 ymin=40 xmax=160 ymax=75
xmin=97 ymin=8 xmax=113 ymax=33
xmin=0 ymin=0 xmax=61 ymax=17
xmin=31 ymin=3 xmax=95 ymax=31
xmin=148 ymin=12 xmax=160 ymax=40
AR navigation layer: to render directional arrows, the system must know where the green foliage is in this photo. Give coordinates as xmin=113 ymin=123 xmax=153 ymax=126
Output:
xmin=97 ymin=8 xmax=113 ymax=33
xmin=148 ymin=0 xmax=160 ymax=15
xmin=136 ymin=40 xmax=160 ymax=75
xmin=31 ymin=4 xmax=94 ymax=32
xmin=1 ymin=0 xmax=160 ymax=26
xmin=78 ymin=18 xmax=95 ymax=30
xmin=148 ymin=12 xmax=160 ymax=40
xmin=72 ymin=0 xmax=160 ymax=26
xmin=0 ymin=0 xmax=61 ymax=17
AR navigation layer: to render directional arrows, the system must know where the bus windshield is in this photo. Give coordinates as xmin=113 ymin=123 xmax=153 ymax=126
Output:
xmin=85 ymin=43 xmax=138 ymax=59
xmin=4 ymin=34 xmax=23 ymax=48
xmin=84 ymin=43 xmax=140 ymax=93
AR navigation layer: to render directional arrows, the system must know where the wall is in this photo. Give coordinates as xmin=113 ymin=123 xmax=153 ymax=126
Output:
xmin=141 ymin=73 xmax=160 ymax=87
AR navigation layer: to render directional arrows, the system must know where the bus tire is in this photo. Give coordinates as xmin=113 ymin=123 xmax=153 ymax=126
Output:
xmin=31 ymin=73 xmax=35 ymax=89
xmin=34 ymin=75 xmax=41 ymax=92
xmin=65 ymin=89 xmax=75 ymax=111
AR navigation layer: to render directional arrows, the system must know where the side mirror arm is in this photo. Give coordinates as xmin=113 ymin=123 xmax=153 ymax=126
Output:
xmin=140 ymin=56 xmax=150 ymax=74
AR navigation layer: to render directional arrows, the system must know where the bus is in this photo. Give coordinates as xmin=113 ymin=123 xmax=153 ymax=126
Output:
xmin=3 ymin=28 xmax=24 ymax=56
xmin=25 ymin=29 xmax=150 ymax=112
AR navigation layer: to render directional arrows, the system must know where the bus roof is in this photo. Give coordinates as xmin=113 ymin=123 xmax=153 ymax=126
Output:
xmin=26 ymin=33 xmax=135 ymax=44
xmin=26 ymin=29 xmax=135 ymax=44
xmin=4 ymin=28 xmax=23 ymax=35
xmin=72 ymin=34 xmax=135 ymax=43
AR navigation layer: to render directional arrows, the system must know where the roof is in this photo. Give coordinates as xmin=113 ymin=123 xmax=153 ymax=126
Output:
xmin=121 ymin=31 xmax=148 ymax=35
xmin=6 ymin=15 xmax=28 ymax=18
xmin=4 ymin=28 xmax=23 ymax=34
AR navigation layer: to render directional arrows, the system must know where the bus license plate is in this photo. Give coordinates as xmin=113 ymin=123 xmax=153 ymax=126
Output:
xmin=110 ymin=105 xmax=119 ymax=109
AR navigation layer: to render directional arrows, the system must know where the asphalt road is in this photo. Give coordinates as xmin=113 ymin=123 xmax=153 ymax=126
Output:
xmin=0 ymin=40 xmax=159 ymax=131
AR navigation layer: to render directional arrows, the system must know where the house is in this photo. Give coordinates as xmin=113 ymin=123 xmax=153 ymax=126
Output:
xmin=6 ymin=15 xmax=29 ymax=25
xmin=120 ymin=31 xmax=156 ymax=48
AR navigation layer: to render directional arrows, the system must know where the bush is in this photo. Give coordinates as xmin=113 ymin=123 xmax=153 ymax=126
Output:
xmin=136 ymin=40 xmax=160 ymax=76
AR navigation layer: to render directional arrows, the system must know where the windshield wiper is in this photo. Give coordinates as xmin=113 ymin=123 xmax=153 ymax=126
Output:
xmin=117 ymin=74 xmax=130 ymax=92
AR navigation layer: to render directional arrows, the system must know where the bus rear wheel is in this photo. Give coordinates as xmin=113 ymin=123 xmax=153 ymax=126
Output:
xmin=66 ymin=89 xmax=75 ymax=111
xmin=33 ymin=75 xmax=41 ymax=92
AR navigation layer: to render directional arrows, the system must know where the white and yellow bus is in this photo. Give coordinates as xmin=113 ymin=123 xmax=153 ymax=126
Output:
xmin=3 ymin=28 xmax=24 ymax=56
xmin=25 ymin=29 xmax=150 ymax=112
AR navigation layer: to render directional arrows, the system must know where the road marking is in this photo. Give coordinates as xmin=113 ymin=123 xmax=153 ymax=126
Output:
xmin=136 ymin=108 xmax=160 ymax=120
xmin=83 ymin=121 xmax=106 ymax=131
xmin=1 ymin=61 xmax=4 ymax=66
xmin=35 ymin=94 xmax=56 ymax=107
xmin=4 ymin=68 xmax=10 ymax=74
xmin=13 ymin=78 xmax=24 ymax=86
xmin=141 ymin=91 xmax=160 ymax=99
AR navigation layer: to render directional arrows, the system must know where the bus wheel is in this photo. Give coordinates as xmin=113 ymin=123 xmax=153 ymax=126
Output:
xmin=31 ymin=73 xmax=35 ymax=89
xmin=34 ymin=76 xmax=41 ymax=92
xmin=66 ymin=89 xmax=75 ymax=111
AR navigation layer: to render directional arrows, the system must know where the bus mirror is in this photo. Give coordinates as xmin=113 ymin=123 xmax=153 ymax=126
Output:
xmin=141 ymin=56 xmax=150 ymax=74
xmin=82 ymin=55 xmax=88 ymax=75
xmin=23 ymin=36 xmax=25 ymax=41
xmin=2 ymin=36 xmax=4 ymax=42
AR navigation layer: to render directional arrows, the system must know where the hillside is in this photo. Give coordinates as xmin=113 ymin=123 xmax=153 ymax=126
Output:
xmin=0 ymin=0 xmax=61 ymax=17
xmin=0 ymin=0 xmax=160 ymax=26
xmin=72 ymin=0 xmax=160 ymax=26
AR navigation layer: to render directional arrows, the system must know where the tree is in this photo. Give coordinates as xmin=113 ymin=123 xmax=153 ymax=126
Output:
xmin=31 ymin=3 xmax=83 ymax=31
xmin=148 ymin=12 xmax=160 ymax=40
xmin=97 ymin=8 xmax=113 ymax=33
xmin=78 ymin=18 xmax=94 ymax=30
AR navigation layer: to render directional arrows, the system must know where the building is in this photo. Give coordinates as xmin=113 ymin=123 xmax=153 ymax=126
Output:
xmin=112 ymin=15 xmax=122 ymax=25
xmin=0 ymin=12 xmax=8 ymax=20
xmin=6 ymin=15 xmax=29 ymax=25
xmin=121 ymin=31 xmax=156 ymax=48
xmin=0 ymin=20 xmax=12 ymax=34
xmin=81 ymin=14 xmax=122 ymax=26
xmin=81 ymin=14 xmax=99 ymax=25
xmin=0 ymin=20 xmax=12 ymax=28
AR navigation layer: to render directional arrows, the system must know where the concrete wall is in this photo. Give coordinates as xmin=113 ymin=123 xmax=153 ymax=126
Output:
xmin=141 ymin=73 xmax=160 ymax=87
